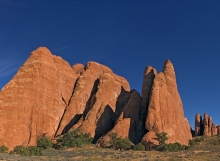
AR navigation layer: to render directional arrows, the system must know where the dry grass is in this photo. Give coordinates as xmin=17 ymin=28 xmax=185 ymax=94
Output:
xmin=1 ymin=136 xmax=220 ymax=160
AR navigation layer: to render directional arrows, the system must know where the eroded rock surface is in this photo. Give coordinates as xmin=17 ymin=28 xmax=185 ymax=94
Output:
xmin=144 ymin=60 xmax=192 ymax=145
xmin=0 ymin=47 xmax=79 ymax=149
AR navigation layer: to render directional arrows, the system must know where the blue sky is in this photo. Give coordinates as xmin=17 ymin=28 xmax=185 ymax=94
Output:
xmin=1 ymin=0 xmax=220 ymax=128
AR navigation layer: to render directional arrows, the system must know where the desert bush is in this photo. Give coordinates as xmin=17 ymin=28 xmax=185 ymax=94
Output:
xmin=189 ymin=136 xmax=204 ymax=147
xmin=37 ymin=136 xmax=53 ymax=149
xmin=13 ymin=145 xmax=30 ymax=156
xmin=155 ymin=132 xmax=168 ymax=145
xmin=154 ymin=132 xmax=188 ymax=151
xmin=11 ymin=145 xmax=43 ymax=156
xmin=28 ymin=146 xmax=43 ymax=156
xmin=109 ymin=133 xmax=132 ymax=150
xmin=0 ymin=145 xmax=8 ymax=153
xmin=133 ymin=143 xmax=145 ymax=151
xmin=57 ymin=129 xmax=93 ymax=148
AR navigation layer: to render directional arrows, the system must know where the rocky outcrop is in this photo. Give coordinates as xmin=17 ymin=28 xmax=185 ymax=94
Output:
xmin=0 ymin=47 xmax=193 ymax=149
xmin=74 ymin=72 xmax=130 ymax=142
xmin=145 ymin=60 xmax=192 ymax=145
xmin=139 ymin=66 xmax=157 ymax=137
xmin=195 ymin=113 xmax=219 ymax=136
xmin=0 ymin=47 xmax=79 ymax=150
xmin=195 ymin=114 xmax=203 ymax=136
xmin=96 ymin=90 xmax=141 ymax=147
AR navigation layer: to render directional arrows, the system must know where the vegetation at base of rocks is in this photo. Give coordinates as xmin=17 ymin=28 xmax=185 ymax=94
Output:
xmin=188 ymin=136 xmax=204 ymax=147
xmin=54 ymin=129 xmax=93 ymax=149
xmin=0 ymin=145 xmax=8 ymax=153
xmin=152 ymin=132 xmax=189 ymax=152
xmin=133 ymin=143 xmax=145 ymax=151
xmin=109 ymin=133 xmax=133 ymax=150
xmin=37 ymin=135 xmax=53 ymax=149
xmin=10 ymin=145 xmax=43 ymax=156
xmin=155 ymin=132 xmax=169 ymax=145
xmin=28 ymin=146 xmax=43 ymax=156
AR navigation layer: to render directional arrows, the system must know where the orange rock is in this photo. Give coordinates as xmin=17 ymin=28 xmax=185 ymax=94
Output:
xmin=56 ymin=62 xmax=130 ymax=136
xmin=96 ymin=90 xmax=141 ymax=147
xmin=0 ymin=47 xmax=79 ymax=150
xmin=144 ymin=60 xmax=192 ymax=145
xmin=77 ymin=72 xmax=130 ymax=141
xmin=211 ymin=123 xmax=217 ymax=136
xmin=139 ymin=66 xmax=157 ymax=136
xmin=203 ymin=113 xmax=209 ymax=136
xmin=141 ymin=131 xmax=159 ymax=145
xmin=195 ymin=114 xmax=203 ymax=136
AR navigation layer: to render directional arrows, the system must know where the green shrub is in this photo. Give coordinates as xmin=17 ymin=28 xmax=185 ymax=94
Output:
xmin=58 ymin=129 xmax=93 ymax=148
xmin=9 ymin=150 xmax=15 ymax=155
xmin=189 ymin=136 xmax=204 ymax=147
xmin=155 ymin=132 xmax=168 ymax=145
xmin=0 ymin=145 xmax=8 ymax=153
xmin=133 ymin=143 xmax=145 ymax=151
xmin=13 ymin=145 xmax=30 ymax=156
xmin=37 ymin=136 xmax=53 ymax=149
xmin=109 ymin=133 xmax=132 ymax=150
xmin=28 ymin=146 xmax=42 ymax=156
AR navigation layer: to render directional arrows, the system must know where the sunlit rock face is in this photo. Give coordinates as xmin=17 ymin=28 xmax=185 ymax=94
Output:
xmin=144 ymin=60 xmax=192 ymax=145
xmin=0 ymin=47 xmax=192 ymax=149
xmin=0 ymin=47 xmax=79 ymax=150
xmin=194 ymin=113 xmax=219 ymax=137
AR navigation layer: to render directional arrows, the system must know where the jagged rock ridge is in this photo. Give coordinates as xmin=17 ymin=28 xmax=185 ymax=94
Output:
xmin=195 ymin=113 xmax=219 ymax=136
xmin=0 ymin=47 xmax=192 ymax=149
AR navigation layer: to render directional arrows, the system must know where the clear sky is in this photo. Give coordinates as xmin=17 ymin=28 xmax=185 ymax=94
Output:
xmin=1 ymin=0 xmax=220 ymax=128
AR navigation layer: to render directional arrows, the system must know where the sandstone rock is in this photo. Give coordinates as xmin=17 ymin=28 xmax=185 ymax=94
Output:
xmin=76 ymin=72 xmax=130 ymax=142
xmin=145 ymin=60 xmax=192 ymax=145
xmin=96 ymin=90 xmax=141 ymax=147
xmin=0 ymin=47 xmax=79 ymax=150
xmin=141 ymin=131 xmax=159 ymax=145
xmin=203 ymin=113 xmax=209 ymax=136
xmin=211 ymin=123 xmax=217 ymax=136
xmin=56 ymin=62 xmax=130 ymax=136
xmin=217 ymin=125 xmax=220 ymax=134
xmin=139 ymin=66 xmax=157 ymax=136
xmin=195 ymin=114 xmax=203 ymax=136
xmin=208 ymin=116 xmax=212 ymax=136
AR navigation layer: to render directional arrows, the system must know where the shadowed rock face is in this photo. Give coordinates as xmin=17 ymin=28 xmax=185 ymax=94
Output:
xmin=0 ymin=47 xmax=193 ymax=149
xmin=145 ymin=60 xmax=192 ymax=145
xmin=195 ymin=114 xmax=203 ymax=136
xmin=96 ymin=90 xmax=142 ymax=147
xmin=0 ymin=47 xmax=79 ymax=150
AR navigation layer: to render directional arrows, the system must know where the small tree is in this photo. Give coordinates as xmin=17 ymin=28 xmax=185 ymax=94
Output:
xmin=155 ymin=132 xmax=168 ymax=145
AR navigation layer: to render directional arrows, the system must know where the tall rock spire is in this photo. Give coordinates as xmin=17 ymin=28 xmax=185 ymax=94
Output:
xmin=144 ymin=60 xmax=192 ymax=145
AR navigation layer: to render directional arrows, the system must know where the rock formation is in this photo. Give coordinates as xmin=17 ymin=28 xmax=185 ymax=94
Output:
xmin=0 ymin=47 xmax=193 ymax=149
xmin=96 ymin=90 xmax=141 ymax=147
xmin=195 ymin=114 xmax=203 ymax=136
xmin=194 ymin=113 xmax=219 ymax=136
xmin=144 ymin=60 xmax=192 ymax=145
xmin=0 ymin=47 xmax=79 ymax=150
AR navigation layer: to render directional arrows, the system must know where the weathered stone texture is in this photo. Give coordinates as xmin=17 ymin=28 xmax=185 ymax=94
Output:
xmin=0 ymin=47 xmax=78 ymax=149
xmin=145 ymin=60 xmax=192 ymax=145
